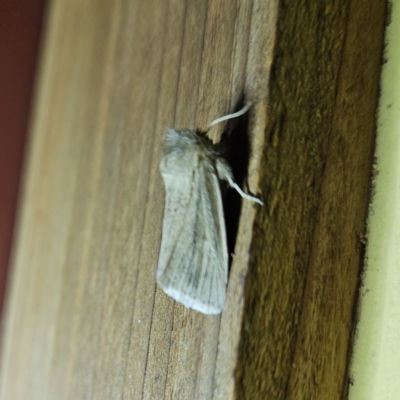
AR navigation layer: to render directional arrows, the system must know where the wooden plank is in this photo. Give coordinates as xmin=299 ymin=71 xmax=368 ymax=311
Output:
xmin=0 ymin=0 xmax=386 ymax=399
xmin=235 ymin=1 xmax=387 ymax=399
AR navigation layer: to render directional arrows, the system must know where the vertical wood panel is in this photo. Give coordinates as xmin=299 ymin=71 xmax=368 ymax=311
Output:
xmin=237 ymin=1 xmax=386 ymax=399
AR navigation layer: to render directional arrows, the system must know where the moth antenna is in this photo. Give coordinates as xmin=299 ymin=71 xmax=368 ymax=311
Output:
xmin=207 ymin=102 xmax=252 ymax=129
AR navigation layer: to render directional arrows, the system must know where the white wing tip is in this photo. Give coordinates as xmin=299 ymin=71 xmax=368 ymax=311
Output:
xmin=158 ymin=283 xmax=224 ymax=315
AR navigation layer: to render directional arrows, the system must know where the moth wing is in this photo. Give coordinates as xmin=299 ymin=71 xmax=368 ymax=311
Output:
xmin=157 ymin=157 xmax=228 ymax=314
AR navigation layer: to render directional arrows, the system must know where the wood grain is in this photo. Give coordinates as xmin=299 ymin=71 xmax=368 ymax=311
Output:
xmin=0 ymin=0 xmax=386 ymax=399
xmin=236 ymin=1 xmax=387 ymax=399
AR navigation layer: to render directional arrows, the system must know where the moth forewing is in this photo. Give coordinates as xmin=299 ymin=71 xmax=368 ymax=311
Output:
xmin=157 ymin=129 xmax=228 ymax=314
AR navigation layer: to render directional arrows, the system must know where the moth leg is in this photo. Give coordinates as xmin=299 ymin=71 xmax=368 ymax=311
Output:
xmin=226 ymin=176 xmax=263 ymax=205
xmin=215 ymin=158 xmax=263 ymax=205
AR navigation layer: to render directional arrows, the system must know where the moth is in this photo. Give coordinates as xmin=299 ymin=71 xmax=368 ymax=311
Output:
xmin=156 ymin=103 xmax=262 ymax=314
